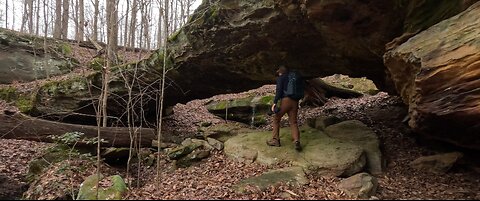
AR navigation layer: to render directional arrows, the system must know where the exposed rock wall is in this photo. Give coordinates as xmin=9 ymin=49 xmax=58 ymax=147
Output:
xmin=384 ymin=2 xmax=480 ymax=149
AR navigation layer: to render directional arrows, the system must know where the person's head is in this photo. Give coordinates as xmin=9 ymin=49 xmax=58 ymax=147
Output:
xmin=276 ymin=65 xmax=288 ymax=76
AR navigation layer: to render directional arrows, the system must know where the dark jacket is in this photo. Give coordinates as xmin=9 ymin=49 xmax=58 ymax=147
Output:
xmin=274 ymin=73 xmax=289 ymax=104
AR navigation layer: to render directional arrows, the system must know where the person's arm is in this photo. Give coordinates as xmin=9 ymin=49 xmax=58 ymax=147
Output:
xmin=273 ymin=76 xmax=284 ymax=104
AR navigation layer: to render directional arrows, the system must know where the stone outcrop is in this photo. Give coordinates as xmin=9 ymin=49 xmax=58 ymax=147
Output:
xmin=409 ymin=152 xmax=463 ymax=174
xmin=165 ymin=0 xmax=404 ymax=96
xmin=206 ymin=95 xmax=274 ymax=127
xmin=325 ymin=120 xmax=383 ymax=175
xmin=166 ymin=138 xmax=219 ymax=168
xmin=233 ymin=167 xmax=308 ymax=194
xmin=162 ymin=0 xmax=476 ymax=98
xmin=224 ymin=123 xmax=381 ymax=177
xmin=338 ymin=172 xmax=378 ymax=199
xmin=383 ymin=2 xmax=480 ymax=149
xmin=0 ymin=28 xmax=77 ymax=84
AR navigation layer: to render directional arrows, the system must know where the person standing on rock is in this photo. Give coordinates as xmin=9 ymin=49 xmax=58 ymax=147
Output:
xmin=267 ymin=65 xmax=304 ymax=151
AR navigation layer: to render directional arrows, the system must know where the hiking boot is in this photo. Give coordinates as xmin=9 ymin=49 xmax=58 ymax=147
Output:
xmin=266 ymin=138 xmax=281 ymax=147
xmin=294 ymin=141 xmax=302 ymax=151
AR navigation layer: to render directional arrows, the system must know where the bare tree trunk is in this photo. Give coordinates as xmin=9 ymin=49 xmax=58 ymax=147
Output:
xmin=129 ymin=0 xmax=137 ymax=47
xmin=75 ymin=0 xmax=84 ymax=42
xmin=73 ymin=0 xmax=78 ymax=40
xmin=92 ymin=0 xmax=99 ymax=41
xmin=53 ymin=0 xmax=62 ymax=38
xmin=61 ymin=0 xmax=69 ymax=39
xmin=43 ymin=0 xmax=48 ymax=42
xmin=180 ymin=0 xmax=184 ymax=25
xmin=35 ymin=0 xmax=40 ymax=35
xmin=43 ymin=0 xmax=49 ymax=72
xmin=4 ymin=0 xmax=7 ymax=29
xmin=100 ymin=9 xmax=106 ymax=43
xmin=174 ymin=0 xmax=178 ymax=31
xmin=156 ymin=0 xmax=162 ymax=48
xmin=21 ymin=0 xmax=28 ymax=33
xmin=169 ymin=0 xmax=173 ymax=35
xmin=123 ymin=0 xmax=130 ymax=47
xmin=11 ymin=0 xmax=15 ymax=30
xmin=157 ymin=0 xmax=169 ymax=186
xmin=146 ymin=1 xmax=152 ymax=49
xmin=138 ymin=0 xmax=144 ymax=49
xmin=96 ymin=0 xmax=118 ymax=197
xmin=187 ymin=0 xmax=191 ymax=16
xmin=140 ymin=0 xmax=150 ymax=50
xmin=27 ymin=0 xmax=34 ymax=34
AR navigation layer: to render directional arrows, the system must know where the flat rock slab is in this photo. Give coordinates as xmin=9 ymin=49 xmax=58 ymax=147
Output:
xmin=233 ymin=167 xmax=308 ymax=193
xmin=224 ymin=126 xmax=367 ymax=177
xmin=410 ymin=152 xmax=463 ymax=174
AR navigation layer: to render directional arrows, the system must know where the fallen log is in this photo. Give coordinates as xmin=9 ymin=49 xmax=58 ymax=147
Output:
xmin=0 ymin=111 xmax=156 ymax=147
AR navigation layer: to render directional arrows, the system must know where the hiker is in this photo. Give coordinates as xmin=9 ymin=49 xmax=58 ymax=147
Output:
xmin=267 ymin=65 xmax=304 ymax=151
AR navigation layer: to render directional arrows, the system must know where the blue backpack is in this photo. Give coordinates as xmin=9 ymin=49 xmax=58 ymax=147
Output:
xmin=284 ymin=71 xmax=304 ymax=100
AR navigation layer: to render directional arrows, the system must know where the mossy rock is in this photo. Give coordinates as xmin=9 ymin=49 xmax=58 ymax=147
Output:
xmin=200 ymin=121 xmax=213 ymax=127
xmin=325 ymin=120 xmax=383 ymax=175
xmin=306 ymin=116 xmax=342 ymax=131
xmin=24 ymin=158 xmax=96 ymax=200
xmin=0 ymin=86 xmax=36 ymax=113
xmin=35 ymin=75 xmax=94 ymax=114
xmin=224 ymin=126 xmax=366 ymax=177
xmin=26 ymin=145 xmax=72 ymax=183
xmin=76 ymin=174 xmax=127 ymax=200
xmin=89 ymin=57 xmax=106 ymax=71
xmin=206 ymin=95 xmax=274 ymax=126
xmin=338 ymin=172 xmax=378 ymax=199
xmin=167 ymin=142 xmax=202 ymax=160
xmin=233 ymin=167 xmax=308 ymax=193
xmin=202 ymin=122 xmax=256 ymax=142
xmin=175 ymin=149 xmax=211 ymax=168
xmin=57 ymin=42 xmax=72 ymax=56
xmin=0 ymin=28 xmax=77 ymax=84
xmin=321 ymin=75 xmax=379 ymax=95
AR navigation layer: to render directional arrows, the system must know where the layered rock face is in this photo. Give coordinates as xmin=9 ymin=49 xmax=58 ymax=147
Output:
xmin=0 ymin=28 xmax=76 ymax=84
xmin=165 ymin=0 xmax=406 ymax=100
xmin=164 ymin=0 xmax=477 ymax=100
xmin=384 ymin=2 xmax=480 ymax=149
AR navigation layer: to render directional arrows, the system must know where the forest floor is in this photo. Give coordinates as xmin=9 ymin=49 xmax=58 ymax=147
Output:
xmin=2 ymin=86 xmax=480 ymax=200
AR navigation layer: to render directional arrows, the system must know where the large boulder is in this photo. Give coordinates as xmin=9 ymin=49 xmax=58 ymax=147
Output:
xmin=76 ymin=174 xmax=127 ymax=200
xmin=383 ymin=2 xmax=480 ymax=150
xmin=224 ymin=126 xmax=367 ymax=177
xmin=409 ymin=152 xmax=463 ymax=174
xmin=165 ymin=0 xmax=403 ymax=96
xmin=163 ymin=0 xmax=476 ymax=97
xmin=325 ymin=120 xmax=383 ymax=175
xmin=0 ymin=28 xmax=77 ymax=84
